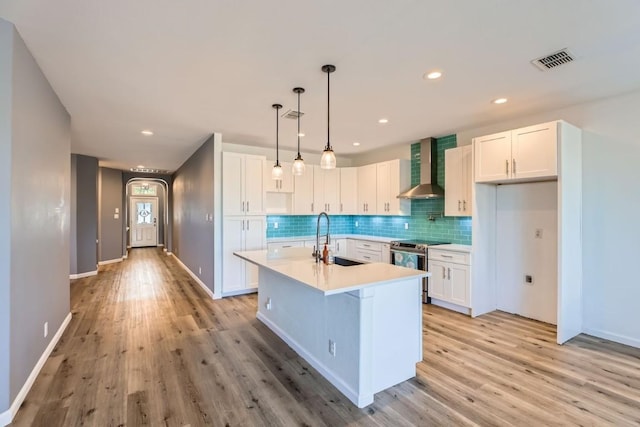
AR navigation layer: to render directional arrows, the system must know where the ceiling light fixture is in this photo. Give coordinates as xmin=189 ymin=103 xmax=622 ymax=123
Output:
xmin=424 ymin=70 xmax=442 ymax=80
xmin=320 ymin=64 xmax=337 ymax=170
xmin=141 ymin=130 xmax=153 ymax=136
xmin=271 ymin=103 xmax=284 ymax=180
xmin=492 ymin=98 xmax=508 ymax=104
xmin=137 ymin=164 xmax=145 ymax=168
xmin=292 ymin=87 xmax=306 ymax=176
xmin=378 ymin=118 xmax=389 ymax=124
xmin=353 ymin=142 xmax=360 ymax=146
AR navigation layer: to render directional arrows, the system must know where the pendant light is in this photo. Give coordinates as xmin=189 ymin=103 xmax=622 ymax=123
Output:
xmin=292 ymin=87 xmax=306 ymax=176
xmin=271 ymin=103 xmax=284 ymax=180
xmin=320 ymin=64 xmax=337 ymax=169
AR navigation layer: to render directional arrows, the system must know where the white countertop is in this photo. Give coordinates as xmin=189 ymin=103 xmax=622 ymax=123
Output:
xmin=432 ymin=244 xmax=472 ymax=253
xmin=235 ymin=247 xmax=430 ymax=296
xmin=267 ymin=234 xmax=396 ymax=244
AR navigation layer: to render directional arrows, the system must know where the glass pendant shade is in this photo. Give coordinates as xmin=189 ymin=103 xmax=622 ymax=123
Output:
xmin=292 ymin=156 xmax=305 ymax=175
xmin=272 ymin=162 xmax=283 ymax=180
xmin=320 ymin=147 xmax=337 ymax=169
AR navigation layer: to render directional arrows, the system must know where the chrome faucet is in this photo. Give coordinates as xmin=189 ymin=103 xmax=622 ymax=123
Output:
xmin=314 ymin=212 xmax=330 ymax=262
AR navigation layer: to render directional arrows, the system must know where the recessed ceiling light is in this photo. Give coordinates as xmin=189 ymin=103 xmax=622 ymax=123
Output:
xmin=298 ymin=132 xmax=305 ymax=137
xmin=141 ymin=130 xmax=154 ymax=136
xmin=424 ymin=70 xmax=442 ymax=80
xmin=137 ymin=164 xmax=145 ymax=168
xmin=353 ymin=142 xmax=361 ymax=146
xmin=378 ymin=118 xmax=389 ymax=124
xmin=492 ymin=98 xmax=508 ymax=105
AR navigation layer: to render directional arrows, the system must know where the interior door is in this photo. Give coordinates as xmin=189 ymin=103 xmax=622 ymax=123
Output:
xmin=130 ymin=197 xmax=158 ymax=247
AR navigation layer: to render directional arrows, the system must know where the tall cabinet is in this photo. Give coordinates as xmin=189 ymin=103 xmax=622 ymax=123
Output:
xmin=444 ymin=145 xmax=472 ymax=216
xmin=222 ymin=151 xmax=266 ymax=296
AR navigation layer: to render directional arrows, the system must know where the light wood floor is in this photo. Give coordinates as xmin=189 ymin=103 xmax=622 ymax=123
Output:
xmin=11 ymin=248 xmax=640 ymax=426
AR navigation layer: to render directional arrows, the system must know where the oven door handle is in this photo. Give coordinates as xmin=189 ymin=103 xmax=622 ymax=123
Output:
xmin=391 ymin=249 xmax=426 ymax=257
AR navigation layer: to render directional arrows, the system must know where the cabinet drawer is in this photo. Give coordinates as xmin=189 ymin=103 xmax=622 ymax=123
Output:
xmin=267 ymin=241 xmax=303 ymax=251
xmin=428 ymin=249 xmax=470 ymax=265
xmin=354 ymin=249 xmax=382 ymax=263
xmin=354 ymin=240 xmax=383 ymax=252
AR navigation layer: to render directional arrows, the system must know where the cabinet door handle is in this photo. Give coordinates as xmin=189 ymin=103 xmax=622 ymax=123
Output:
xmin=463 ymin=200 xmax=467 ymax=211
xmin=448 ymin=267 xmax=451 ymax=280
xmin=506 ymin=160 xmax=509 ymax=175
xmin=282 ymin=245 xmax=292 ymax=248
xmin=311 ymin=202 xmax=314 ymax=212
xmin=242 ymin=220 xmax=245 ymax=231
xmin=337 ymin=242 xmax=340 ymax=251
xmin=246 ymin=220 xmax=250 ymax=230
xmin=242 ymin=201 xmax=245 ymax=212
xmin=341 ymin=203 xmax=343 ymax=212
xmin=458 ymin=200 xmax=461 ymax=211
xmin=247 ymin=201 xmax=250 ymax=212
xmin=441 ymin=254 xmax=453 ymax=258
xmin=512 ymin=159 xmax=516 ymax=175
xmin=442 ymin=267 xmax=446 ymax=279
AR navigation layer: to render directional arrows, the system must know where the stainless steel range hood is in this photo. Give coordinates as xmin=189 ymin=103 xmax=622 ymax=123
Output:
xmin=397 ymin=138 xmax=444 ymax=199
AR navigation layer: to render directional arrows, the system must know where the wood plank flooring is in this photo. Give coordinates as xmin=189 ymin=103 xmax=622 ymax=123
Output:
xmin=10 ymin=248 xmax=640 ymax=426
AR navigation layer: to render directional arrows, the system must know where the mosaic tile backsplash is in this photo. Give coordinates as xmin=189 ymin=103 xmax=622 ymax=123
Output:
xmin=266 ymin=135 xmax=472 ymax=245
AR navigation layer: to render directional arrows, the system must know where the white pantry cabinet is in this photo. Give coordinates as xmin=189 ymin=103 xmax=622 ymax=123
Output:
xmin=264 ymin=161 xmax=294 ymax=193
xmin=339 ymin=167 xmax=358 ymax=214
xmin=474 ymin=121 xmax=558 ymax=184
xmin=428 ymin=249 xmax=470 ymax=308
xmin=222 ymin=216 xmax=266 ymax=294
xmin=223 ymin=152 xmax=265 ymax=215
xmin=445 ymin=145 xmax=472 ymax=217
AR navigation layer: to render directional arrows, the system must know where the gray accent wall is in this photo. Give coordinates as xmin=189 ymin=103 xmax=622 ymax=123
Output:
xmin=0 ymin=20 xmax=71 ymax=412
xmin=0 ymin=18 xmax=13 ymax=413
xmin=172 ymin=135 xmax=215 ymax=293
xmin=98 ymin=167 xmax=124 ymax=262
xmin=71 ymin=154 xmax=98 ymax=274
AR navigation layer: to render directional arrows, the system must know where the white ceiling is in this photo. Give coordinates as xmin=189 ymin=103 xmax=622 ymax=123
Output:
xmin=1 ymin=0 xmax=640 ymax=172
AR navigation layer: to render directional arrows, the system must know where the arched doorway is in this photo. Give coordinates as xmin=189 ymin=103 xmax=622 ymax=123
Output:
xmin=125 ymin=178 xmax=170 ymax=253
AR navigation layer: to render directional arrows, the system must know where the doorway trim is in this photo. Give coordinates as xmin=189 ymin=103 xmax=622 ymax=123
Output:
xmin=125 ymin=178 xmax=170 ymax=253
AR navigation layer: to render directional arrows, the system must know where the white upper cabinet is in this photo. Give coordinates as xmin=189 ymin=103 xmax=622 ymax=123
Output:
xmin=223 ymin=152 xmax=265 ymax=216
xmin=474 ymin=121 xmax=558 ymax=184
xmin=264 ymin=161 xmax=294 ymax=193
xmin=313 ymin=166 xmax=340 ymax=214
xmin=339 ymin=167 xmax=358 ymax=214
xmin=357 ymin=164 xmax=377 ymax=214
xmin=293 ymin=166 xmax=315 ymax=214
xmin=376 ymin=159 xmax=411 ymax=216
xmin=445 ymin=145 xmax=472 ymax=217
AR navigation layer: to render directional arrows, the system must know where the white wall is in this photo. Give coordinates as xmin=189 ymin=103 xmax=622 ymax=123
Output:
xmin=222 ymin=141 xmax=354 ymax=167
xmin=496 ymin=182 xmax=558 ymax=324
xmin=348 ymin=142 xmax=411 ymax=166
xmin=462 ymin=89 xmax=640 ymax=348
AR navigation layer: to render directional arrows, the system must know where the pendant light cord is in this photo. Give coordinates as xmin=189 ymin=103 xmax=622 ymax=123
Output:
xmin=326 ymin=70 xmax=331 ymax=150
xmin=297 ymin=91 xmax=301 ymax=156
xmin=275 ymin=106 xmax=280 ymax=165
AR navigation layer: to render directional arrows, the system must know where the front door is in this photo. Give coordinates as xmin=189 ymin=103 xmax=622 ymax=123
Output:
xmin=130 ymin=197 xmax=158 ymax=247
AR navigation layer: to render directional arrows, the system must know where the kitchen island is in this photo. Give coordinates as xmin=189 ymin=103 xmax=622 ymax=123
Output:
xmin=234 ymin=247 xmax=429 ymax=408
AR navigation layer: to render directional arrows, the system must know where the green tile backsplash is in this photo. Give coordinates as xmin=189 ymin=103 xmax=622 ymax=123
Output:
xmin=266 ymin=135 xmax=472 ymax=245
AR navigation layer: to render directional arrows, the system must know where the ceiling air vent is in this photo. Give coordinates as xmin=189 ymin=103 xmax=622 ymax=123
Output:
xmin=531 ymin=49 xmax=575 ymax=71
xmin=282 ymin=109 xmax=304 ymax=119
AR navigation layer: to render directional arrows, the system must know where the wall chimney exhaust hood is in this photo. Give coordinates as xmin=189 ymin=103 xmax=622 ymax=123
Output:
xmin=397 ymin=138 xmax=444 ymax=199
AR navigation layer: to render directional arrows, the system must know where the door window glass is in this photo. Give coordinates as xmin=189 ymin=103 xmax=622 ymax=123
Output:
xmin=137 ymin=202 xmax=153 ymax=224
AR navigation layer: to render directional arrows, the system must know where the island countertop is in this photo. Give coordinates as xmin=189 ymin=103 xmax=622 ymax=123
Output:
xmin=234 ymin=247 xmax=430 ymax=296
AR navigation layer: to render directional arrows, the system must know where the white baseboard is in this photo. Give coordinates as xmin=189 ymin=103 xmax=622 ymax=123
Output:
xmin=430 ymin=299 xmax=472 ymax=316
xmin=256 ymin=312 xmax=370 ymax=407
xmin=221 ymin=287 xmax=257 ymax=298
xmin=583 ymin=327 xmax=640 ymax=349
xmin=170 ymin=254 xmax=215 ymax=299
xmin=157 ymin=244 xmax=164 ymax=247
xmin=69 ymin=270 xmax=98 ymax=280
xmin=0 ymin=312 xmax=72 ymax=426
xmin=98 ymin=257 xmax=123 ymax=266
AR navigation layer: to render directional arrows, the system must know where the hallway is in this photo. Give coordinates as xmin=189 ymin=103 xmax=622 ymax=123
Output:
xmin=11 ymin=248 xmax=640 ymax=426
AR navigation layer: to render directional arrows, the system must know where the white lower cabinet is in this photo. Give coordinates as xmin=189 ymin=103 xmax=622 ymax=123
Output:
xmin=222 ymin=216 xmax=266 ymax=294
xmin=347 ymin=239 xmax=389 ymax=263
xmin=334 ymin=238 xmax=347 ymax=257
xmin=266 ymin=240 xmax=303 ymax=251
xmin=428 ymin=249 xmax=470 ymax=308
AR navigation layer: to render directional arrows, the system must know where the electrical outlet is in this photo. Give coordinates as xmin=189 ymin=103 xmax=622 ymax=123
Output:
xmin=404 ymin=223 xmax=409 ymax=230
xmin=525 ymin=275 xmax=534 ymax=285
xmin=535 ymin=229 xmax=543 ymax=239
xmin=274 ymin=222 xmax=278 ymax=229
xmin=198 ymin=266 xmax=202 ymax=275
xmin=44 ymin=322 xmax=48 ymax=338
xmin=265 ymin=297 xmax=272 ymax=311
xmin=329 ymin=339 xmax=336 ymax=356
xmin=355 ymin=221 xmax=359 ymax=227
